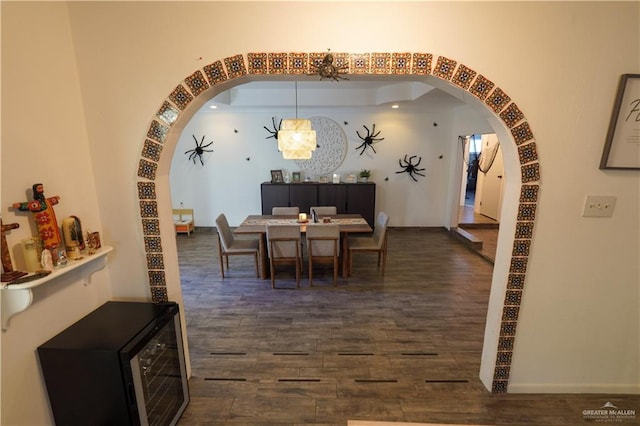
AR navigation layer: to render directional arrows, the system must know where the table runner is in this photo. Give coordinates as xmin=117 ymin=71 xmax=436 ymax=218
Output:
xmin=241 ymin=217 xmax=368 ymax=226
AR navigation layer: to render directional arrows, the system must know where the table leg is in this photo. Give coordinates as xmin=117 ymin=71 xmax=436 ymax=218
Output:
xmin=341 ymin=232 xmax=350 ymax=278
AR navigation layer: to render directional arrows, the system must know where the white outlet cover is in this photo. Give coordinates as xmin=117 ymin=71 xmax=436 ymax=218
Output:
xmin=582 ymin=195 xmax=616 ymax=218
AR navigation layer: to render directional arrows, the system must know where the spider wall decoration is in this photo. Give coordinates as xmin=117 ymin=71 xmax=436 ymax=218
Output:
xmin=396 ymin=154 xmax=426 ymax=182
xmin=263 ymin=117 xmax=281 ymax=140
xmin=355 ymin=124 xmax=384 ymax=155
xmin=310 ymin=50 xmax=349 ymax=81
xmin=185 ymin=134 xmax=213 ymax=166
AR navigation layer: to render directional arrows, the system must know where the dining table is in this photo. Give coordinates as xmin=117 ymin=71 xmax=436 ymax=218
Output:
xmin=234 ymin=214 xmax=373 ymax=279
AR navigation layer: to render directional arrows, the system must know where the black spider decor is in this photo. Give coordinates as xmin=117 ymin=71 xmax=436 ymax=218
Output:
xmin=396 ymin=154 xmax=426 ymax=182
xmin=355 ymin=124 xmax=384 ymax=155
xmin=309 ymin=50 xmax=349 ymax=81
xmin=263 ymin=117 xmax=281 ymax=140
xmin=185 ymin=134 xmax=213 ymax=166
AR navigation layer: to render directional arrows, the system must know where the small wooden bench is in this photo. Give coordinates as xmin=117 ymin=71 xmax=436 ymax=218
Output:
xmin=173 ymin=208 xmax=195 ymax=236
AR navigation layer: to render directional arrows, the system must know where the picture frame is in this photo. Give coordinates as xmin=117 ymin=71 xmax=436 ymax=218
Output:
xmin=600 ymin=74 xmax=640 ymax=170
xmin=270 ymin=169 xmax=284 ymax=183
xmin=292 ymin=172 xmax=301 ymax=183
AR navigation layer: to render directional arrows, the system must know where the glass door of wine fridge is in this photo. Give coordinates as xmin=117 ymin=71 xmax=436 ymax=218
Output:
xmin=128 ymin=313 xmax=189 ymax=426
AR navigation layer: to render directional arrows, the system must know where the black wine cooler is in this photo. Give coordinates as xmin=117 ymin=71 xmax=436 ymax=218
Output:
xmin=38 ymin=301 xmax=189 ymax=425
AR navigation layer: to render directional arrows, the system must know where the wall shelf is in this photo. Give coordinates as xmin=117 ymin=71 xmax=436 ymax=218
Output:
xmin=1 ymin=246 xmax=113 ymax=330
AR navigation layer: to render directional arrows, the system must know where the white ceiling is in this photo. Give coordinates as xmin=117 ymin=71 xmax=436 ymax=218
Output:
xmin=206 ymin=78 xmax=467 ymax=112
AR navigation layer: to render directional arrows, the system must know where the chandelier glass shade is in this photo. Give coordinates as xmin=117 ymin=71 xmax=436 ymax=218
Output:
xmin=282 ymin=149 xmax=313 ymax=160
xmin=278 ymin=82 xmax=316 ymax=159
xmin=278 ymin=118 xmax=317 ymax=159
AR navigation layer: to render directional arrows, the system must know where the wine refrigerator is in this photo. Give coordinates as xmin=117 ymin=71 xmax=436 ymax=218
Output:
xmin=38 ymin=301 xmax=189 ymax=425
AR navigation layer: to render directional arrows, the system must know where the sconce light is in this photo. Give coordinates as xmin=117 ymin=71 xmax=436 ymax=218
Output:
xmin=278 ymin=82 xmax=316 ymax=159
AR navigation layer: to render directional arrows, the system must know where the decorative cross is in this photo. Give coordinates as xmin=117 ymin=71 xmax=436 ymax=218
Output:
xmin=11 ymin=183 xmax=62 ymax=250
xmin=1 ymin=219 xmax=28 ymax=282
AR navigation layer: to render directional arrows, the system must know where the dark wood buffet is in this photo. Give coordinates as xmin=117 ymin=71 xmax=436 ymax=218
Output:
xmin=261 ymin=182 xmax=376 ymax=227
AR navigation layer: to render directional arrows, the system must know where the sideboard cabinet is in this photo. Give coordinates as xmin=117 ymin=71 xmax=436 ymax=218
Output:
xmin=261 ymin=182 xmax=376 ymax=227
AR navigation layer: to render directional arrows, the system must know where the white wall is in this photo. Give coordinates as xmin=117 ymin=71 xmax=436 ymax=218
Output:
xmin=2 ymin=1 xmax=639 ymax=424
xmin=170 ymin=107 xmax=458 ymax=227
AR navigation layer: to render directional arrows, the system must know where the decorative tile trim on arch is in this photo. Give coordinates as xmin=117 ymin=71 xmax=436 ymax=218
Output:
xmin=135 ymin=52 xmax=541 ymax=393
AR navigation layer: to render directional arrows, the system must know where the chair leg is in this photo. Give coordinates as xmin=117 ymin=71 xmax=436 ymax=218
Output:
xmin=380 ymin=237 xmax=388 ymax=275
xmin=222 ymin=254 xmax=228 ymax=278
xmin=254 ymin=252 xmax=259 ymax=277
xmin=217 ymin=236 xmax=225 ymax=278
xmin=308 ymin=256 xmax=314 ymax=287
xmin=295 ymin=249 xmax=301 ymax=289
xmin=269 ymin=257 xmax=276 ymax=289
xmin=333 ymin=255 xmax=338 ymax=287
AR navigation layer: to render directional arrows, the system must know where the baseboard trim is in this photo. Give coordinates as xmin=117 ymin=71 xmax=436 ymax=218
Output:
xmin=508 ymin=383 xmax=640 ymax=394
xmin=348 ymin=422 xmax=488 ymax=426
xmin=388 ymin=226 xmax=447 ymax=232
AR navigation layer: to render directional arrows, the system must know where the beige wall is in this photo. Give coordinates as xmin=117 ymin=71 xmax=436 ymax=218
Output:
xmin=2 ymin=2 xmax=638 ymax=424
xmin=1 ymin=2 xmax=113 ymax=424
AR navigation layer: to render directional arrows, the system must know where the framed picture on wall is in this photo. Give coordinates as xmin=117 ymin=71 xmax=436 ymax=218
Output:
xmin=270 ymin=169 xmax=284 ymax=183
xmin=292 ymin=172 xmax=301 ymax=183
xmin=600 ymin=74 xmax=640 ymax=170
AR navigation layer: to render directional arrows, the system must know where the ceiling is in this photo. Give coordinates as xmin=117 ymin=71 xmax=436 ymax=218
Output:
xmin=205 ymin=78 xmax=468 ymax=112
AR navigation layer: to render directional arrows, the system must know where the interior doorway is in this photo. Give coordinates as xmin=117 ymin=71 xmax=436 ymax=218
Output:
xmin=140 ymin=51 xmax=542 ymax=393
xmin=463 ymin=134 xmax=483 ymax=207
xmin=457 ymin=133 xmax=502 ymax=262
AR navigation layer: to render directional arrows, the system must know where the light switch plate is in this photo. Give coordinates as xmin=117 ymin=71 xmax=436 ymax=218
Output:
xmin=582 ymin=195 xmax=616 ymax=217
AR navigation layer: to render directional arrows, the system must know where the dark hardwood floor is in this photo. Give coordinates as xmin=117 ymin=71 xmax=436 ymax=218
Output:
xmin=176 ymin=227 xmax=637 ymax=425
xmin=458 ymin=204 xmax=499 ymax=263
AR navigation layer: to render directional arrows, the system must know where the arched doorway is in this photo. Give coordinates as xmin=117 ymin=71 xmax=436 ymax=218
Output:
xmin=135 ymin=52 xmax=540 ymax=393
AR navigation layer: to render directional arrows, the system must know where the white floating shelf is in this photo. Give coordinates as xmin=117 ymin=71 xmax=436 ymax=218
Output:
xmin=1 ymin=246 xmax=113 ymax=330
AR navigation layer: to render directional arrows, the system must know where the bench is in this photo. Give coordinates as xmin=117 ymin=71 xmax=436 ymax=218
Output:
xmin=173 ymin=208 xmax=195 ymax=236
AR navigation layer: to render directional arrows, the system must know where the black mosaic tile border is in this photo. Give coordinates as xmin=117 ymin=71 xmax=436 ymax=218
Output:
xmin=135 ymin=51 xmax=543 ymax=394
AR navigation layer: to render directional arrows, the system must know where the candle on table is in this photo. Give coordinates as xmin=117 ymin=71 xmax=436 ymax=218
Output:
xmin=299 ymin=213 xmax=307 ymax=222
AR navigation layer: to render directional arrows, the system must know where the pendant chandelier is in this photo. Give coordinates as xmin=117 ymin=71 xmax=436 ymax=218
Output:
xmin=278 ymin=81 xmax=316 ymax=159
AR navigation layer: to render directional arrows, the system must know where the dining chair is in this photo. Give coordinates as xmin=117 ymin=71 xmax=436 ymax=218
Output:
xmin=272 ymin=207 xmax=299 ymax=215
xmin=310 ymin=206 xmax=337 ymax=216
xmin=215 ymin=213 xmax=259 ymax=278
xmin=306 ymin=224 xmax=340 ymax=287
xmin=266 ymin=225 xmax=302 ymax=289
xmin=348 ymin=211 xmax=390 ymax=276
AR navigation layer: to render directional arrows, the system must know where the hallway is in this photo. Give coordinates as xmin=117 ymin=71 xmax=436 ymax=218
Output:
xmin=176 ymin=228 xmax=636 ymax=425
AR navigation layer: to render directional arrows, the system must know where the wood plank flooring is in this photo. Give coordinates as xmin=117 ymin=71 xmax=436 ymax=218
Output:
xmin=176 ymin=228 xmax=637 ymax=425
xmin=458 ymin=205 xmax=499 ymax=263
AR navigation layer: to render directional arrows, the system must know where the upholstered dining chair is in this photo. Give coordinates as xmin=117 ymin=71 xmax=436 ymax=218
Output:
xmin=272 ymin=207 xmax=299 ymax=215
xmin=348 ymin=211 xmax=390 ymax=276
xmin=266 ymin=225 xmax=302 ymax=289
xmin=306 ymin=224 xmax=340 ymax=287
xmin=215 ymin=213 xmax=259 ymax=278
xmin=310 ymin=206 xmax=337 ymax=216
